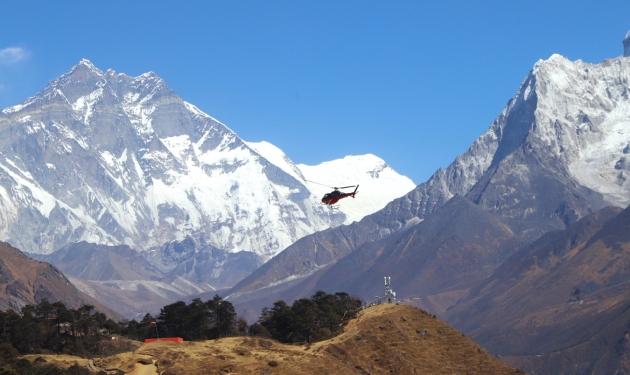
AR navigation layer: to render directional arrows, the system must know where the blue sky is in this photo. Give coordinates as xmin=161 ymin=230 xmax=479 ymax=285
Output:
xmin=1 ymin=1 xmax=629 ymax=184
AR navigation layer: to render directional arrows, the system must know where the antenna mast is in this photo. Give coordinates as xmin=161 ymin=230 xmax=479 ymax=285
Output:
xmin=384 ymin=276 xmax=396 ymax=304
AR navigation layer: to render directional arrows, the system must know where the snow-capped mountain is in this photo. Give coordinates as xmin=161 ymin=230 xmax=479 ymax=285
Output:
xmin=297 ymin=155 xmax=415 ymax=224
xmin=246 ymin=141 xmax=416 ymax=225
xmin=0 ymin=60 xmax=413 ymax=271
xmin=227 ymin=31 xmax=630 ymax=302
xmin=0 ymin=60 xmax=335 ymax=259
xmin=385 ymin=47 xmax=630 ymax=240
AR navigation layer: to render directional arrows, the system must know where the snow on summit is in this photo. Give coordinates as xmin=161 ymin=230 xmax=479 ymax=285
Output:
xmin=246 ymin=141 xmax=416 ymax=224
xmin=299 ymin=154 xmax=416 ymax=224
xmin=0 ymin=59 xmax=415 ymax=269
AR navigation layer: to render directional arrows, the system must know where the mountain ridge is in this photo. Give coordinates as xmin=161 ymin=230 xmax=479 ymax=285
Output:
xmin=0 ymin=240 xmax=122 ymax=319
xmin=226 ymin=45 xmax=630 ymax=305
xmin=0 ymin=59 xmax=414 ymax=288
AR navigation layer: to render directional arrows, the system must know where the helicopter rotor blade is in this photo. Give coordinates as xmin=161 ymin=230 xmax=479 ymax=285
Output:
xmin=305 ymin=180 xmax=334 ymax=188
xmin=305 ymin=180 xmax=357 ymax=190
xmin=335 ymin=185 xmax=357 ymax=189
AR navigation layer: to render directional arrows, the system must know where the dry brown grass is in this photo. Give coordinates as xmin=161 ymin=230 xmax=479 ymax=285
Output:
xmin=24 ymin=304 xmax=526 ymax=374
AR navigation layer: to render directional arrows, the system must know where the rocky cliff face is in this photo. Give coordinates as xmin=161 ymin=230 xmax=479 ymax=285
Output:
xmin=377 ymin=51 xmax=630 ymax=241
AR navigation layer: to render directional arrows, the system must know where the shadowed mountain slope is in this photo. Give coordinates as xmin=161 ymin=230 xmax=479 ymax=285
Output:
xmin=445 ymin=205 xmax=630 ymax=375
xmin=228 ymin=195 xmax=518 ymax=322
xmin=29 ymin=241 xmax=220 ymax=319
xmin=64 ymin=276 xmax=175 ymax=320
xmin=302 ymin=195 xmax=517 ymax=300
xmin=0 ymin=241 xmax=122 ymax=319
xmin=144 ymin=236 xmax=263 ymax=288
xmin=29 ymin=241 xmax=163 ymax=281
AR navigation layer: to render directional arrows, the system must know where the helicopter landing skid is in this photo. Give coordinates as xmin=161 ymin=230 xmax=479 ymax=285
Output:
xmin=320 ymin=203 xmax=340 ymax=210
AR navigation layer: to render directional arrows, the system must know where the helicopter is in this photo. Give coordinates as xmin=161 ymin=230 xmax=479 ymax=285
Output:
xmin=306 ymin=180 xmax=359 ymax=206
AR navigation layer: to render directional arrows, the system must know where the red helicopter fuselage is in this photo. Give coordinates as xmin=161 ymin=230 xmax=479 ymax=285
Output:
xmin=321 ymin=185 xmax=359 ymax=205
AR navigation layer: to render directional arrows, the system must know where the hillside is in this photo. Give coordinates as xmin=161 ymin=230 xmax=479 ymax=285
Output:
xmin=29 ymin=241 xmax=218 ymax=319
xmin=446 ymin=205 xmax=630 ymax=374
xmin=0 ymin=241 xmax=122 ymax=320
xmin=29 ymin=304 xmax=523 ymax=374
xmin=227 ymin=195 xmax=519 ymax=321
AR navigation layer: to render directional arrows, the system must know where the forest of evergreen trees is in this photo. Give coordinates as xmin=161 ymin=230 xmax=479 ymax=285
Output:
xmin=0 ymin=291 xmax=361 ymax=373
xmin=0 ymin=300 xmax=122 ymax=356
xmin=0 ymin=294 xmax=240 ymax=374
xmin=0 ymin=299 xmax=126 ymax=374
xmin=255 ymin=291 xmax=362 ymax=343
xmin=142 ymin=295 xmax=244 ymax=341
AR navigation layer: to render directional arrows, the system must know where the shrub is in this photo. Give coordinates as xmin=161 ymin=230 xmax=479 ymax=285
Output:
xmin=67 ymin=362 xmax=90 ymax=375
xmin=0 ymin=343 xmax=18 ymax=363
xmin=248 ymin=323 xmax=270 ymax=338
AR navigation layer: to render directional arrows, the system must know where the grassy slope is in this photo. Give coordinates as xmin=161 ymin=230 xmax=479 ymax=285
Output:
xmin=28 ymin=304 xmax=524 ymax=374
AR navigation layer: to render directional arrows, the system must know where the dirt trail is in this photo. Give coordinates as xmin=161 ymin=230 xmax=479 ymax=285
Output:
xmin=126 ymin=360 xmax=158 ymax=375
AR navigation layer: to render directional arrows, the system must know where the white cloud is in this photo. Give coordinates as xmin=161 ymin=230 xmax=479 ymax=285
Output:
xmin=0 ymin=47 xmax=28 ymax=65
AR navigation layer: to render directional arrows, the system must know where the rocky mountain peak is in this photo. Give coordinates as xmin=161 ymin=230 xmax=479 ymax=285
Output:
xmin=52 ymin=59 xmax=105 ymax=93
xmin=624 ymin=30 xmax=630 ymax=57
xmin=63 ymin=59 xmax=104 ymax=79
xmin=0 ymin=60 xmax=331 ymax=258
xmin=76 ymin=58 xmax=101 ymax=71
xmin=45 ymin=60 xmax=169 ymax=108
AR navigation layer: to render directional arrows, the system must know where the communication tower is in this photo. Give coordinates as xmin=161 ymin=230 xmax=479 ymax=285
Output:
xmin=384 ymin=276 xmax=396 ymax=304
